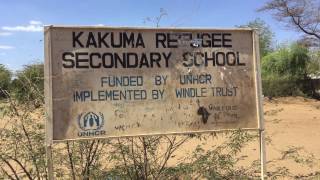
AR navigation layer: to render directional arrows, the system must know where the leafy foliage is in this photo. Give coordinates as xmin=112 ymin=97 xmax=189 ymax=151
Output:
xmin=105 ymin=136 xmax=190 ymax=179
xmin=262 ymin=44 xmax=309 ymax=78
xmin=0 ymin=64 xmax=12 ymax=99
xmin=261 ymin=43 xmax=313 ymax=97
xmin=10 ymin=63 xmax=44 ymax=107
xmin=238 ymin=18 xmax=274 ymax=57
xmin=161 ymin=131 xmax=258 ymax=179
xmin=307 ymin=50 xmax=320 ymax=76
xmin=0 ymin=100 xmax=47 ymax=179
xmin=262 ymin=74 xmax=305 ymax=97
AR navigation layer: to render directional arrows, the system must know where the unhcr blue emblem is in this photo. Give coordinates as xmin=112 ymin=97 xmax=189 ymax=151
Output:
xmin=78 ymin=112 xmax=104 ymax=131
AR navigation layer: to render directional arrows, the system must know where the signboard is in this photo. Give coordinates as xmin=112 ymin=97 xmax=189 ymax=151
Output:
xmin=45 ymin=26 xmax=262 ymax=141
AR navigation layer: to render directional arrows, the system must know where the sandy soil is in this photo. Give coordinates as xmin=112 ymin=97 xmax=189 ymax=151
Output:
xmin=172 ymin=97 xmax=320 ymax=178
xmin=262 ymin=97 xmax=320 ymax=176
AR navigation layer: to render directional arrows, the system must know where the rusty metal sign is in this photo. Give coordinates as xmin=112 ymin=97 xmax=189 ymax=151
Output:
xmin=45 ymin=26 xmax=262 ymax=141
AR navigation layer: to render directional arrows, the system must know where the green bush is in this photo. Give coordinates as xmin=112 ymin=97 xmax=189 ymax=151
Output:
xmin=262 ymin=75 xmax=304 ymax=97
xmin=0 ymin=64 xmax=12 ymax=99
xmin=10 ymin=63 xmax=44 ymax=107
xmin=261 ymin=43 xmax=312 ymax=97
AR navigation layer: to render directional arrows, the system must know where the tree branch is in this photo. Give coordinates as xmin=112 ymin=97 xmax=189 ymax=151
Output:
xmin=66 ymin=141 xmax=76 ymax=180
xmin=9 ymin=156 xmax=33 ymax=180
xmin=0 ymin=157 xmax=20 ymax=179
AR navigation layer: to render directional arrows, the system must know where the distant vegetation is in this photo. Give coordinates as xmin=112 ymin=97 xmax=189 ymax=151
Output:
xmin=240 ymin=18 xmax=320 ymax=99
xmin=0 ymin=64 xmax=11 ymax=99
xmin=258 ymin=0 xmax=320 ymax=98
xmin=0 ymin=63 xmax=44 ymax=106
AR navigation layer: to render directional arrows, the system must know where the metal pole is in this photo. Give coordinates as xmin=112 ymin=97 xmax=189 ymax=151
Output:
xmin=46 ymin=144 xmax=54 ymax=180
xmin=252 ymin=29 xmax=266 ymax=180
xmin=259 ymin=129 xmax=266 ymax=179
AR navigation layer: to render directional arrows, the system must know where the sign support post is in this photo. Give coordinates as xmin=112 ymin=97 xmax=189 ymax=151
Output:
xmin=45 ymin=26 xmax=54 ymax=180
xmin=46 ymin=144 xmax=54 ymax=180
xmin=259 ymin=129 xmax=266 ymax=179
xmin=252 ymin=30 xmax=267 ymax=179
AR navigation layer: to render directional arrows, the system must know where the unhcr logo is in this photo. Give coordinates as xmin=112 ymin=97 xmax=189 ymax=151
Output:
xmin=77 ymin=112 xmax=106 ymax=137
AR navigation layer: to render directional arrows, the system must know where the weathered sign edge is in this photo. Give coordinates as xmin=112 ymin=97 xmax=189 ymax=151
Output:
xmin=252 ymin=30 xmax=267 ymax=178
xmin=43 ymin=25 xmax=254 ymax=32
xmin=44 ymin=26 xmax=53 ymax=145
xmin=51 ymin=128 xmax=260 ymax=142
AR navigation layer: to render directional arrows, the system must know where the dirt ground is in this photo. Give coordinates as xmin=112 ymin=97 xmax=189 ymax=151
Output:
xmin=173 ymin=97 xmax=320 ymax=178
xmin=262 ymin=97 xmax=320 ymax=176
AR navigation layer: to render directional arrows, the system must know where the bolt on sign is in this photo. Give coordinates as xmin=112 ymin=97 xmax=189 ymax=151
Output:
xmin=45 ymin=26 xmax=263 ymax=142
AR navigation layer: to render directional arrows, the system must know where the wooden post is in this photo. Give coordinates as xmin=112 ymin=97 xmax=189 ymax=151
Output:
xmin=252 ymin=29 xmax=267 ymax=179
xmin=45 ymin=26 xmax=54 ymax=180
xmin=46 ymin=144 xmax=54 ymax=180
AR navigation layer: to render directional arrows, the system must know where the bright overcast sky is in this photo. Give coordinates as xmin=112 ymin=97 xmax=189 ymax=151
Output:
xmin=0 ymin=0 xmax=301 ymax=71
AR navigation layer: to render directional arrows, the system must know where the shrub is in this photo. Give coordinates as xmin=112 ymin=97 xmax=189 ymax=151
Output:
xmin=10 ymin=63 xmax=44 ymax=107
xmin=262 ymin=74 xmax=305 ymax=97
xmin=0 ymin=64 xmax=11 ymax=99
xmin=261 ymin=44 xmax=312 ymax=97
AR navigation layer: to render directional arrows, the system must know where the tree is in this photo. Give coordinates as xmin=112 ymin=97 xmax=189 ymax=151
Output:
xmin=238 ymin=18 xmax=274 ymax=57
xmin=259 ymin=0 xmax=320 ymax=42
xmin=261 ymin=43 xmax=311 ymax=96
xmin=0 ymin=64 xmax=11 ymax=98
xmin=11 ymin=63 xmax=44 ymax=107
xmin=307 ymin=50 xmax=320 ymax=76
xmin=262 ymin=43 xmax=310 ymax=78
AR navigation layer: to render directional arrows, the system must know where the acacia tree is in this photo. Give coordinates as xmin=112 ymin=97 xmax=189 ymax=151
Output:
xmin=259 ymin=0 xmax=320 ymax=43
xmin=238 ymin=18 xmax=274 ymax=57
xmin=11 ymin=63 xmax=44 ymax=107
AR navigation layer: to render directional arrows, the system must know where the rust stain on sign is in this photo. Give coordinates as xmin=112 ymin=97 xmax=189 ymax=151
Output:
xmin=45 ymin=26 xmax=262 ymax=141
